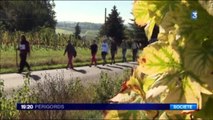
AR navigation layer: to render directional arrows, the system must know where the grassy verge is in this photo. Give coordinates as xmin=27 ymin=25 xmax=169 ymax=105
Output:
xmin=0 ymin=70 xmax=131 ymax=119
xmin=0 ymin=47 xmax=135 ymax=73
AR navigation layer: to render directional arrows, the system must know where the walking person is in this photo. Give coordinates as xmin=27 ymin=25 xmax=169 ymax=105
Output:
xmin=131 ymin=40 xmax=138 ymax=62
xmin=101 ymin=38 xmax=109 ymax=66
xmin=120 ymin=39 xmax=128 ymax=62
xmin=110 ymin=39 xmax=117 ymax=64
xmin=17 ymin=35 xmax=31 ymax=73
xmin=90 ymin=40 xmax=98 ymax=67
xmin=64 ymin=40 xmax=76 ymax=69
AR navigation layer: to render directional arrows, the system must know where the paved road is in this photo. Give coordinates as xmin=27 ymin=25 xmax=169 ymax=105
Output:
xmin=0 ymin=62 xmax=138 ymax=93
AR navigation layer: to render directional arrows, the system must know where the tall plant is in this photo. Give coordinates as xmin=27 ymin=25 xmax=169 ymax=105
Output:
xmin=105 ymin=0 xmax=213 ymax=119
xmin=100 ymin=6 xmax=125 ymax=45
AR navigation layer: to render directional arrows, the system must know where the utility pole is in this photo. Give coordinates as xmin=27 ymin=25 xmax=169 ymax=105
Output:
xmin=105 ymin=8 xmax=107 ymax=24
xmin=104 ymin=8 xmax=107 ymax=35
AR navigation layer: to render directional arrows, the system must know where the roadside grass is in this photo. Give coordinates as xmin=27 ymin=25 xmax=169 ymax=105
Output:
xmin=0 ymin=47 xmax=135 ymax=73
xmin=0 ymin=70 xmax=131 ymax=119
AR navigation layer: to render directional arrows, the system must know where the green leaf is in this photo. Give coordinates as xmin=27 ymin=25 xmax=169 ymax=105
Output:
xmin=133 ymin=1 xmax=153 ymax=26
xmin=133 ymin=1 xmax=181 ymax=26
xmin=184 ymin=45 xmax=213 ymax=76
xmin=142 ymin=76 xmax=155 ymax=93
xmin=144 ymin=18 xmax=156 ymax=41
xmin=138 ymin=42 xmax=181 ymax=76
xmin=193 ymin=96 xmax=213 ymax=119
xmin=104 ymin=110 xmax=147 ymax=120
xmin=146 ymin=85 xmax=167 ymax=99
xmin=199 ymin=0 xmax=213 ymax=16
xmin=105 ymin=87 xmax=149 ymax=119
xmin=109 ymin=89 xmax=143 ymax=103
xmin=146 ymin=72 xmax=180 ymax=101
xmin=199 ymin=73 xmax=213 ymax=92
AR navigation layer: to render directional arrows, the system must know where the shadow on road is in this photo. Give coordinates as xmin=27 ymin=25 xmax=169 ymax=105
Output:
xmin=29 ymin=74 xmax=41 ymax=81
xmin=72 ymin=69 xmax=87 ymax=74
xmin=115 ymin=64 xmax=133 ymax=68
xmin=128 ymin=62 xmax=139 ymax=65
xmin=107 ymin=65 xmax=123 ymax=69
xmin=96 ymin=66 xmax=112 ymax=71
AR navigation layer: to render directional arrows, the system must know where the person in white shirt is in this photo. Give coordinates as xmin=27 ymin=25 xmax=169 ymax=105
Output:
xmin=17 ymin=35 xmax=31 ymax=73
xmin=101 ymin=39 xmax=109 ymax=66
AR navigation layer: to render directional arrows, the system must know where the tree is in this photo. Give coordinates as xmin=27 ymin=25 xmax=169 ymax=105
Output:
xmin=74 ymin=22 xmax=81 ymax=40
xmin=0 ymin=0 xmax=56 ymax=32
xmin=100 ymin=6 xmax=125 ymax=45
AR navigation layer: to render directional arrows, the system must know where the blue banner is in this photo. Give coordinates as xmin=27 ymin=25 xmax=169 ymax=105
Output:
xmin=17 ymin=103 xmax=197 ymax=110
xmin=170 ymin=104 xmax=197 ymax=110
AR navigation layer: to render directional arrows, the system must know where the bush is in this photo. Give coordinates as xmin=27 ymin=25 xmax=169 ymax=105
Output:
xmin=0 ymin=73 xmax=36 ymax=119
xmin=0 ymin=70 xmax=131 ymax=119
xmin=93 ymin=70 xmax=131 ymax=103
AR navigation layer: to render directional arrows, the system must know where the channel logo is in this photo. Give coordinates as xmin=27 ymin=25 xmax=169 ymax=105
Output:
xmin=191 ymin=10 xmax=198 ymax=20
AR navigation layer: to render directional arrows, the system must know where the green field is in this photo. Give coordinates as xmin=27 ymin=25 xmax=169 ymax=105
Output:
xmin=55 ymin=28 xmax=73 ymax=34
xmin=55 ymin=27 xmax=99 ymax=40
xmin=0 ymin=47 xmax=135 ymax=73
xmin=0 ymin=28 xmax=128 ymax=74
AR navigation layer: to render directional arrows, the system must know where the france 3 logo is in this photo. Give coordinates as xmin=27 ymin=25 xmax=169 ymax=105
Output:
xmin=192 ymin=1 xmax=213 ymax=20
xmin=191 ymin=10 xmax=198 ymax=20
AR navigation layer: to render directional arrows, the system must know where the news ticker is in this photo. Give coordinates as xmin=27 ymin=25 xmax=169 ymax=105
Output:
xmin=17 ymin=103 xmax=197 ymax=110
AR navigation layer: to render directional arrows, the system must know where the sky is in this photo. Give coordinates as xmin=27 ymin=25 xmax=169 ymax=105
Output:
xmin=54 ymin=1 xmax=134 ymax=24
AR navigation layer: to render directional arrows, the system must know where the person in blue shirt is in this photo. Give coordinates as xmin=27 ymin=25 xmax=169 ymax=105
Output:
xmin=101 ymin=39 xmax=109 ymax=66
